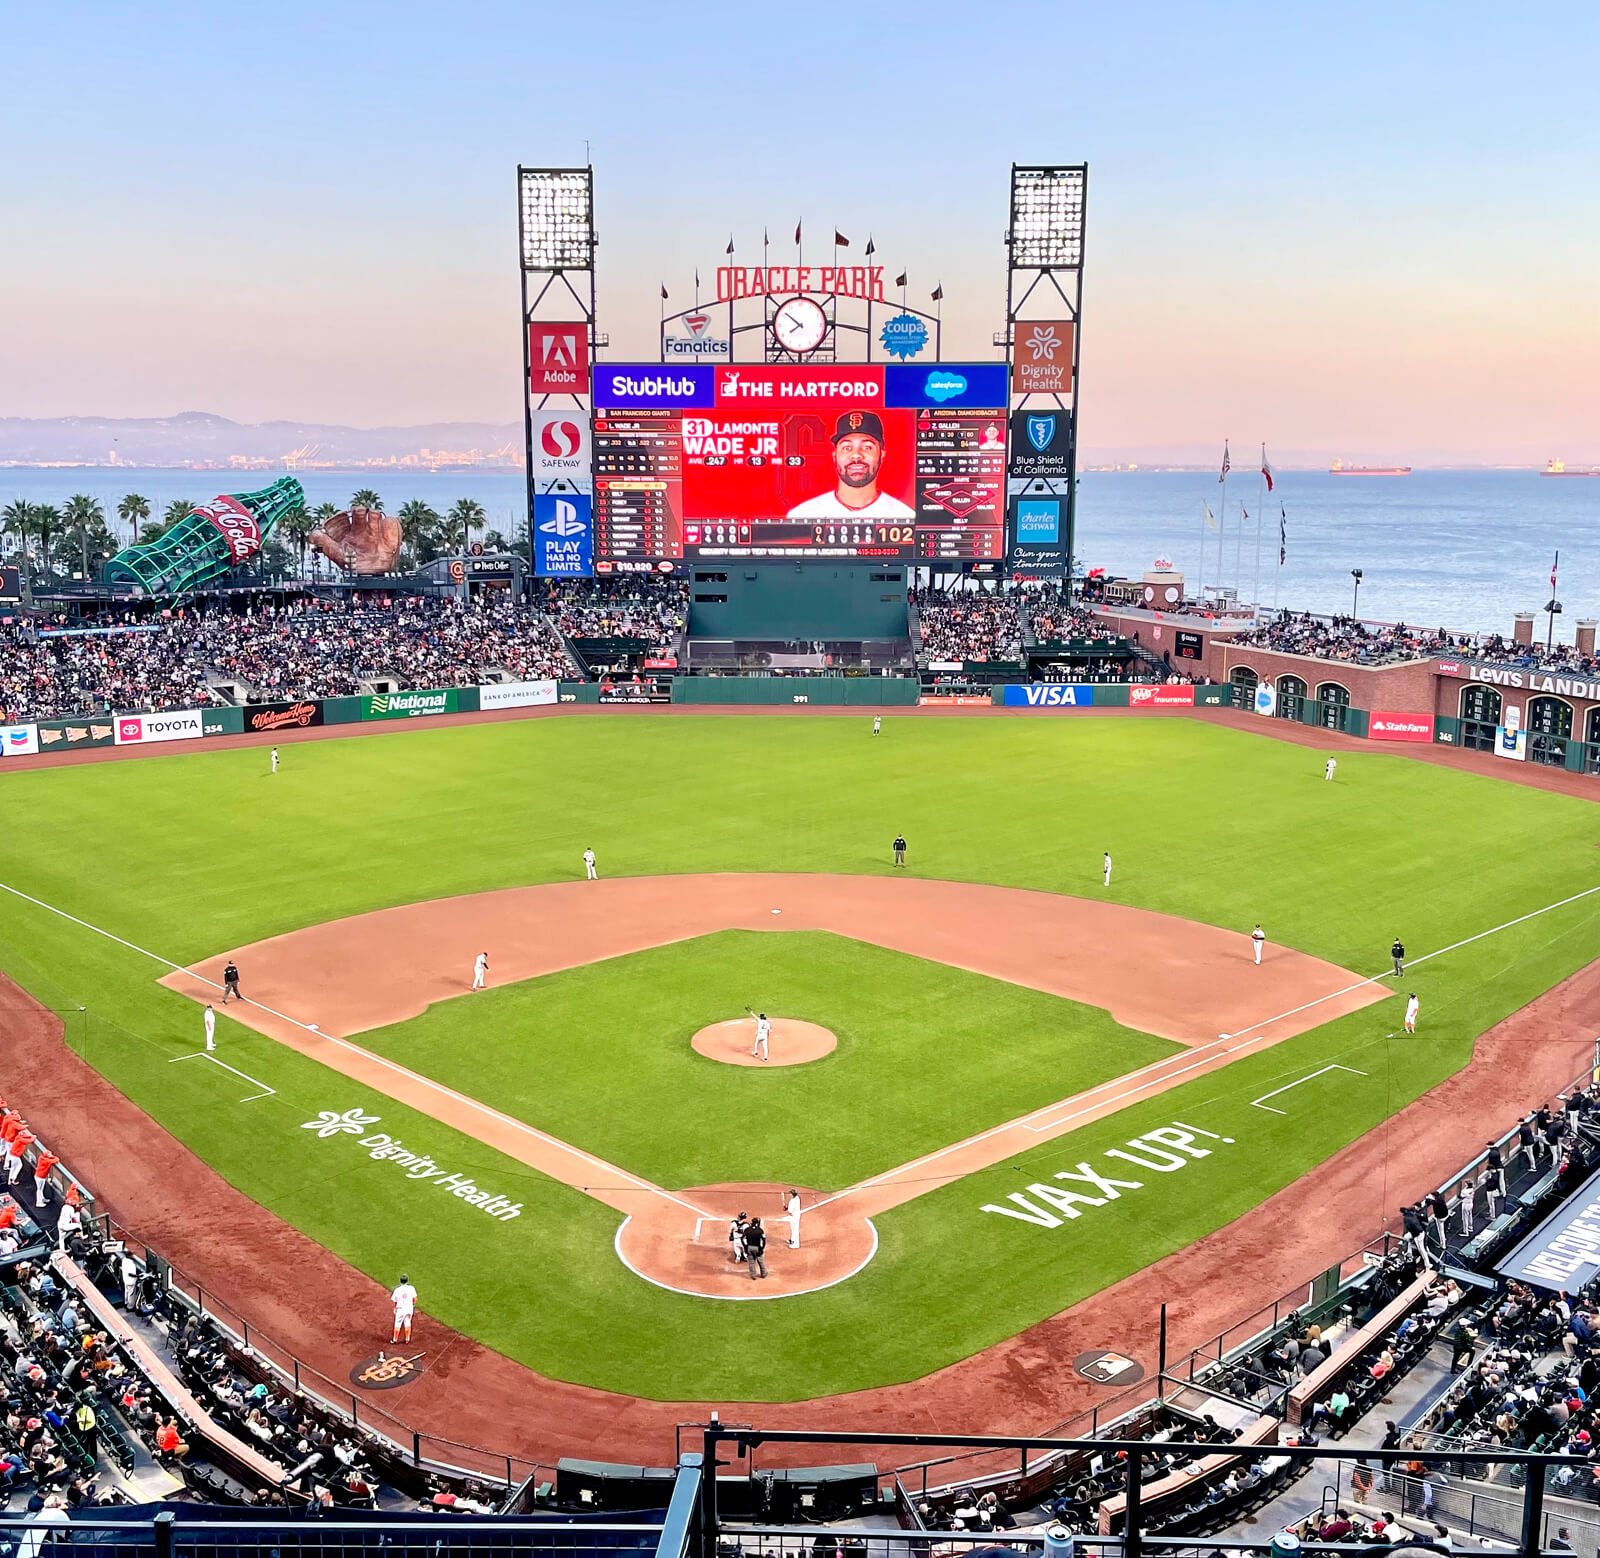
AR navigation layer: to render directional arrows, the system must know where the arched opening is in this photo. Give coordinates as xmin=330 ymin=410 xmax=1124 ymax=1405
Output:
xmin=1586 ymin=706 xmax=1600 ymax=777
xmin=1276 ymin=674 xmax=1308 ymax=721
xmin=1459 ymin=685 xmax=1501 ymax=754
xmin=1229 ymin=665 xmax=1259 ymax=709
xmin=1527 ymin=696 xmax=1573 ymax=769
xmin=1316 ymin=682 xmax=1351 ymax=733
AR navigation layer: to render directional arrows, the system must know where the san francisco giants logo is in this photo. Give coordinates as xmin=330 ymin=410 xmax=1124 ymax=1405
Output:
xmin=847 ymin=412 xmax=864 ymax=431
xmin=349 ymin=1351 xmax=424 ymax=1389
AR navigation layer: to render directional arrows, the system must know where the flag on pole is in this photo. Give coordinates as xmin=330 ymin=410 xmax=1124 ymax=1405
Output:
xmin=1551 ymin=551 xmax=1560 ymax=591
xmin=1241 ymin=506 xmax=1249 ymax=524
xmin=693 ymin=267 xmax=699 ymax=290
xmin=931 ymin=282 xmax=944 ymax=302
xmin=1219 ymin=441 xmax=1231 ymax=482
xmin=1261 ymin=446 xmax=1275 ymax=493
xmin=660 ymin=283 xmax=668 ymax=301
xmin=1278 ymin=503 xmax=1287 ymax=566
xmin=794 ymin=220 xmax=802 ymax=245
xmin=865 ymin=235 xmax=876 ymax=256
xmin=725 ymin=235 xmax=735 ymax=256
xmin=834 ymin=230 xmax=849 ymax=247
xmin=1204 ymin=501 xmax=1218 ymax=533
xmin=895 ymin=270 xmax=907 ymax=288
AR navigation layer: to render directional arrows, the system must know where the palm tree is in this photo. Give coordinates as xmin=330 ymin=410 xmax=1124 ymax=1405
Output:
xmin=435 ymin=506 xmax=467 ymax=554
xmin=0 ymin=499 xmax=31 ymax=564
xmin=117 ymin=492 xmax=150 ymax=547
xmin=61 ymin=494 xmax=106 ymax=577
xmin=280 ymin=506 xmax=315 ymax=572
xmin=137 ymin=519 xmax=169 ymax=545
xmin=351 ymin=488 xmax=383 ymax=511
xmin=30 ymin=504 xmax=59 ymax=574
xmin=163 ymin=498 xmax=197 ymax=527
xmin=448 ymin=498 xmax=487 ymax=554
xmin=396 ymin=500 xmax=440 ymax=561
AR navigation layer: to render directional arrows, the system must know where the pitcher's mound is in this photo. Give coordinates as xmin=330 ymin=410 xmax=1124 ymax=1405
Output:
xmin=691 ymin=1018 xmax=837 ymax=1068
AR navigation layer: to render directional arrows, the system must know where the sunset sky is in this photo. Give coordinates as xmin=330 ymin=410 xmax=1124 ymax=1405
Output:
xmin=5 ymin=1 xmax=1597 ymax=462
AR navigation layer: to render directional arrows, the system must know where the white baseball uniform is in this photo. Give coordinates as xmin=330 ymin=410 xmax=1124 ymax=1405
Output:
xmin=872 ymin=717 xmax=881 ymax=735
xmin=1103 ymin=853 xmax=1113 ymax=887
xmin=583 ymin=849 xmax=597 ymax=881
xmin=786 ymin=1191 xmax=802 ymax=1248
xmin=752 ymin=1015 xmax=771 ymax=1061
xmin=270 ymin=748 xmax=279 ymax=774
xmin=1324 ymin=758 xmax=1336 ymax=781
xmin=1405 ymin=995 xmax=1420 ymax=1033
xmin=1251 ymin=927 xmax=1265 ymax=966
xmin=391 ymin=1280 xmax=417 ymax=1335
xmin=472 ymin=954 xmax=488 ymax=990
xmin=204 ymin=1006 xmax=216 ymax=1051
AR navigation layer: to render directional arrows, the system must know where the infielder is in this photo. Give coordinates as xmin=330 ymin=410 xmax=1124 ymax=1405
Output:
xmin=1404 ymin=993 xmax=1420 ymax=1034
xmin=203 ymin=1004 xmax=216 ymax=1052
xmin=1251 ymin=924 xmax=1266 ymax=966
xmin=390 ymin=1274 xmax=418 ymax=1343
xmin=750 ymin=1011 xmax=771 ymax=1062
xmin=270 ymin=747 xmax=279 ymax=774
xmin=583 ymin=847 xmax=598 ymax=881
xmin=1103 ymin=851 xmax=1113 ymax=888
xmin=785 ymin=1188 xmax=802 ymax=1248
xmin=1324 ymin=757 xmax=1336 ymax=782
xmin=472 ymin=951 xmax=489 ymax=991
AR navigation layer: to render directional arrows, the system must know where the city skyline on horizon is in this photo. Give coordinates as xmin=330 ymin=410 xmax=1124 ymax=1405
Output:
xmin=5 ymin=2 xmax=1597 ymax=463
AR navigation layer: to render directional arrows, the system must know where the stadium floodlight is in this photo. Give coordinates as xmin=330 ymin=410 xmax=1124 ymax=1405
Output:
xmin=1008 ymin=165 xmax=1087 ymax=269
xmin=519 ymin=168 xmax=595 ymax=271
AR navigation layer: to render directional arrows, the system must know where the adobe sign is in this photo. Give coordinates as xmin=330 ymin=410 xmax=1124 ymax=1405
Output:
xmin=528 ymin=322 xmax=589 ymax=395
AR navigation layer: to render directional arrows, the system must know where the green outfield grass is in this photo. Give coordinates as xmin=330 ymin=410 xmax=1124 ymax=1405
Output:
xmin=354 ymin=929 xmax=1180 ymax=1189
xmin=0 ymin=713 xmax=1597 ymax=1400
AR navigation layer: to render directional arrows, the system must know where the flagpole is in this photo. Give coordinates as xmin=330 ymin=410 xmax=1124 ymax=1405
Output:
xmin=1252 ymin=443 xmax=1267 ymax=610
xmin=1273 ymin=503 xmax=1285 ymax=614
xmin=1218 ymin=470 xmax=1228 ymax=605
xmin=1197 ymin=496 xmax=1207 ymax=605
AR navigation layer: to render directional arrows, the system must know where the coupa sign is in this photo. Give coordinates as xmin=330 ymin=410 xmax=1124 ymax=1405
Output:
xmin=533 ymin=493 xmax=594 ymax=577
xmin=981 ymin=1120 xmax=1235 ymax=1229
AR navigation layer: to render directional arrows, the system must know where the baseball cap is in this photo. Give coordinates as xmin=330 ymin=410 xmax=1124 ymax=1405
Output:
xmin=831 ymin=410 xmax=885 ymax=444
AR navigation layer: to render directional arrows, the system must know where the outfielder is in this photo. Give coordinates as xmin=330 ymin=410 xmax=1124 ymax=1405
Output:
xmin=1324 ymin=757 xmax=1336 ymax=782
xmin=270 ymin=747 xmax=279 ymax=775
xmin=203 ymin=1004 xmax=216 ymax=1052
xmin=583 ymin=847 xmax=598 ymax=881
xmin=750 ymin=1011 xmax=771 ymax=1062
xmin=390 ymin=1274 xmax=418 ymax=1343
xmin=1103 ymin=851 xmax=1113 ymax=888
xmin=1251 ymin=924 xmax=1266 ymax=966
xmin=472 ymin=951 xmax=489 ymax=991
xmin=872 ymin=716 xmax=881 ymax=736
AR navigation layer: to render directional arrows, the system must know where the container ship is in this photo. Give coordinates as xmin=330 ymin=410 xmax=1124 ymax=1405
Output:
xmin=1330 ymin=459 xmax=1411 ymax=476
xmin=1542 ymin=459 xmax=1600 ymax=477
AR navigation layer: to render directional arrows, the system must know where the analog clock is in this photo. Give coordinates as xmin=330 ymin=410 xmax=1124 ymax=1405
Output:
xmin=771 ymin=296 xmax=828 ymax=354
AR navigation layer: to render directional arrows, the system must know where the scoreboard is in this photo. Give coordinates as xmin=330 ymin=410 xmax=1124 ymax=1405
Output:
xmin=590 ymin=363 xmax=1007 ymax=568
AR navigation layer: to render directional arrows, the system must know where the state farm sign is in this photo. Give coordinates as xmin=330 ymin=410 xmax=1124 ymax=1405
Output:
xmin=113 ymin=709 xmax=204 ymax=746
xmin=1369 ymin=712 xmax=1435 ymax=743
xmin=195 ymin=496 xmax=262 ymax=564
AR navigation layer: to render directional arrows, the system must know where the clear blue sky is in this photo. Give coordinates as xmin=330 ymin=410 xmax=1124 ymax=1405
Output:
xmin=4 ymin=1 xmax=1597 ymax=461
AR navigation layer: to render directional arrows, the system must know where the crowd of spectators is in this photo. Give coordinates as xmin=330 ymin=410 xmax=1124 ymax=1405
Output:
xmin=541 ymin=577 xmax=688 ymax=659
xmin=1018 ymin=585 xmax=1121 ymax=646
xmin=912 ymin=587 xmax=1023 ymax=663
xmin=1234 ymin=610 xmax=1600 ymax=676
xmin=0 ymin=595 xmax=577 ymax=722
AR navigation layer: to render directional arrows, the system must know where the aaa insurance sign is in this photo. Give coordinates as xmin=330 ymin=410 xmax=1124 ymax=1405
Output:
xmin=528 ymin=322 xmax=588 ymax=394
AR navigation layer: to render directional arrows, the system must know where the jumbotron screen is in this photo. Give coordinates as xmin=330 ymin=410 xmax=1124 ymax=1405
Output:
xmin=591 ymin=362 xmax=1008 ymax=566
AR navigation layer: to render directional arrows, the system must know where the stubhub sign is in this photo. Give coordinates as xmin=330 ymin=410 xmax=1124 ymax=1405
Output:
xmin=533 ymin=493 xmax=594 ymax=577
xmin=593 ymin=366 xmax=716 ymax=408
xmin=1003 ymin=684 xmax=1095 ymax=707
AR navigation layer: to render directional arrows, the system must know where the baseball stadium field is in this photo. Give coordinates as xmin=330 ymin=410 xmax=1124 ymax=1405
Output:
xmin=2 ymin=711 xmax=1599 ymax=1411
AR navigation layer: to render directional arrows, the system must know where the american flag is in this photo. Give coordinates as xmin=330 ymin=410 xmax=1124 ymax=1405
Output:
xmin=1219 ymin=441 xmax=1231 ymax=482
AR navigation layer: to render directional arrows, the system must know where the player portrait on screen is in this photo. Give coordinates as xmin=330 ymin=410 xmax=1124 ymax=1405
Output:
xmin=785 ymin=411 xmax=917 ymax=521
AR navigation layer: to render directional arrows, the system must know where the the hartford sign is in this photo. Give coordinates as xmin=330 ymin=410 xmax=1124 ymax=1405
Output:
xmin=300 ymin=1109 xmax=523 ymax=1221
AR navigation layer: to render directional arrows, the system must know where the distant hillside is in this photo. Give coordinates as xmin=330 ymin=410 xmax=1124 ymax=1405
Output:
xmin=0 ymin=411 xmax=523 ymax=466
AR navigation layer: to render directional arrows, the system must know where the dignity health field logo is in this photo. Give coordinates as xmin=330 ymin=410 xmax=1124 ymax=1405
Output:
xmin=300 ymin=1109 xmax=523 ymax=1221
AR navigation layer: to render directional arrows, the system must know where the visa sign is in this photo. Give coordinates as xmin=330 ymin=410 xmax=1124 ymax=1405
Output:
xmin=1002 ymin=684 xmax=1094 ymax=707
xmin=533 ymin=493 xmax=594 ymax=577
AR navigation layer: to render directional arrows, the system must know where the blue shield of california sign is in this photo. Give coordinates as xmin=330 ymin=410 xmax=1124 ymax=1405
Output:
xmin=1026 ymin=414 xmax=1056 ymax=453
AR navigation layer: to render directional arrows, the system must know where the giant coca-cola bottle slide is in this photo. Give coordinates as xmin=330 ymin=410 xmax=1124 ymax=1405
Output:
xmin=102 ymin=477 xmax=305 ymax=597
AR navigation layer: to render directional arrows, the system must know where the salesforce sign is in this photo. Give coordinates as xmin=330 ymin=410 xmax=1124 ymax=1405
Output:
xmin=533 ymin=493 xmax=594 ymax=577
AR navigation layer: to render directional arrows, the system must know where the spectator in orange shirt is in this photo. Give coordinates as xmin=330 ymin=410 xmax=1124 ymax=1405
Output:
xmin=154 ymin=1418 xmax=188 ymax=1458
